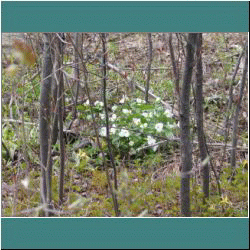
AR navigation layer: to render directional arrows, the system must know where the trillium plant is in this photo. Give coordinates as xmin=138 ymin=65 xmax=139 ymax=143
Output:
xmin=78 ymin=97 xmax=178 ymax=156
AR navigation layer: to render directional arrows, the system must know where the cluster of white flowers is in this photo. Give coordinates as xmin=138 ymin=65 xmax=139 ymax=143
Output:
xmin=133 ymin=118 xmax=141 ymax=125
xmin=119 ymin=129 xmax=130 ymax=137
xmin=122 ymin=109 xmax=132 ymax=114
xmin=85 ymin=100 xmax=90 ymax=105
xmin=100 ymin=126 xmax=117 ymax=136
xmin=94 ymin=101 xmax=104 ymax=107
xmin=95 ymin=96 xmax=178 ymax=154
xmin=136 ymin=98 xmax=146 ymax=104
xmin=155 ymin=123 xmax=164 ymax=133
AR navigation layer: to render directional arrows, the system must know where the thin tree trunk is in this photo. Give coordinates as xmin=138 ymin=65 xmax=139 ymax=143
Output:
xmin=101 ymin=33 xmax=120 ymax=216
xmin=222 ymin=42 xmax=247 ymax=161
xmin=223 ymin=44 xmax=246 ymax=135
xmin=195 ymin=33 xmax=209 ymax=199
xmin=55 ymin=33 xmax=66 ymax=205
xmin=230 ymin=45 xmax=248 ymax=173
xmin=168 ymin=33 xmax=180 ymax=99
xmin=51 ymin=76 xmax=58 ymax=145
xmin=40 ymin=33 xmax=53 ymax=216
xmin=73 ymin=32 xmax=81 ymax=120
xmin=145 ymin=33 xmax=153 ymax=103
xmin=180 ymin=33 xmax=197 ymax=217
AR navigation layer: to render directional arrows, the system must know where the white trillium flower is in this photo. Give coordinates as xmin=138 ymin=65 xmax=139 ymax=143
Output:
xmin=133 ymin=118 xmax=141 ymax=125
xmin=147 ymin=135 xmax=156 ymax=146
xmin=155 ymin=123 xmax=164 ymax=132
xmin=86 ymin=114 xmax=92 ymax=120
xmin=129 ymin=141 xmax=134 ymax=146
xmin=110 ymin=127 xmax=117 ymax=134
xmin=122 ymin=109 xmax=131 ymax=114
xmin=95 ymin=101 xmax=104 ymax=107
xmin=136 ymin=98 xmax=145 ymax=104
xmin=142 ymin=112 xmax=148 ymax=117
xmin=111 ymin=114 xmax=117 ymax=121
xmin=21 ymin=177 xmax=29 ymax=189
xmin=85 ymin=100 xmax=90 ymax=105
xmin=147 ymin=136 xmax=158 ymax=151
xmin=164 ymin=109 xmax=173 ymax=118
xmin=112 ymin=105 xmax=118 ymax=111
xmin=100 ymin=113 xmax=105 ymax=120
xmin=100 ymin=127 xmax=107 ymax=136
xmin=136 ymin=98 xmax=143 ymax=104
xmin=119 ymin=129 xmax=130 ymax=137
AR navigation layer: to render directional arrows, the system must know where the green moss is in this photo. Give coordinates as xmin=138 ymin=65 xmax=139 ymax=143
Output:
xmin=72 ymin=185 xmax=82 ymax=192
xmin=91 ymin=170 xmax=108 ymax=192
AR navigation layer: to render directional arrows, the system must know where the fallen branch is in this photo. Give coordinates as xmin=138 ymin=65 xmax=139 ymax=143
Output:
xmin=137 ymin=136 xmax=248 ymax=152
xmin=2 ymin=119 xmax=36 ymax=126
xmin=106 ymin=62 xmax=178 ymax=117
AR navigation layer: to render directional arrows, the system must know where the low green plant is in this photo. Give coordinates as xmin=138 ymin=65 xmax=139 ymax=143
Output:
xmin=77 ymin=97 xmax=178 ymax=158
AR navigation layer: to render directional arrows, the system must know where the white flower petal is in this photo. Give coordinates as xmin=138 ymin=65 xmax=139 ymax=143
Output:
xmin=100 ymin=127 xmax=107 ymax=136
xmin=155 ymin=123 xmax=164 ymax=132
xmin=133 ymin=118 xmax=141 ymax=125
xmin=21 ymin=178 xmax=29 ymax=189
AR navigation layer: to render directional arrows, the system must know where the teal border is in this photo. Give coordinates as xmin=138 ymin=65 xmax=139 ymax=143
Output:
xmin=1 ymin=1 xmax=249 ymax=32
xmin=1 ymin=1 xmax=249 ymax=249
xmin=1 ymin=218 xmax=249 ymax=249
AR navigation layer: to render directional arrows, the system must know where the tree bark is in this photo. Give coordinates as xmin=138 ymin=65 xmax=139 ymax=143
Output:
xmin=180 ymin=33 xmax=197 ymax=217
xmin=230 ymin=45 xmax=248 ymax=173
xmin=101 ymin=33 xmax=120 ymax=216
xmin=40 ymin=33 xmax=53 ymax=215
xmin=55 ymin=33 xmax=66 ymax=205
xmin=73 ymin=32 xmax=81 ymax=119
xmin=195 ymin=33 xmax=209 ymax=199
xmin=168 ymin=33 xmax=180 ymax=99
